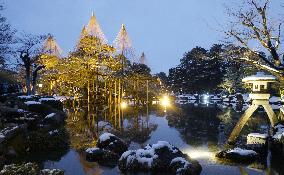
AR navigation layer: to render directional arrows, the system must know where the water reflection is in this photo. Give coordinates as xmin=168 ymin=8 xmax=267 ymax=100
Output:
xmin=43 ymin=103 xmax=283 ymax=175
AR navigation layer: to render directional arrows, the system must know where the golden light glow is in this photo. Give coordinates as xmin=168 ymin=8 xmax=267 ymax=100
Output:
xmin=161 ymin=95 xmax=170 ymax=107
xmin=121 ymin=101 xmax=127 ymax=109
xmin=38 ymin=84 xmax=43 ymax=88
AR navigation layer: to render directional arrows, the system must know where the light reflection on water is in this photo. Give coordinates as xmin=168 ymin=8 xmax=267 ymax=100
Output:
xmin=44 ymin=104 xmax=279 ymax=175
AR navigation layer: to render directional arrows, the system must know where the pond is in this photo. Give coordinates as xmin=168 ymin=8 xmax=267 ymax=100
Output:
xmin=43 ymin=103 xmax=283 ymax=175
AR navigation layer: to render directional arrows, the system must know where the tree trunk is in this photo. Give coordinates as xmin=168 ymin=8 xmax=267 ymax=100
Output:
xmin=31 ymin=65 xmax=45 ymax=95
xmin=25 ymin=64 xmax=31 ymax=95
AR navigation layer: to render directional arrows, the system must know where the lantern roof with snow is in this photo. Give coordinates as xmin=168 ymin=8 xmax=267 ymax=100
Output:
xmin=242 ymin=72 xmax=277 ymax=93
xmin=242 ymin=72 xmax=277 ymax=83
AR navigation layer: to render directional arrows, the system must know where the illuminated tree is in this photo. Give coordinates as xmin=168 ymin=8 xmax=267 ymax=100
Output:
xmin=113 ymin=24 xmax=136 ymax=63
xmin=38 ymin=35 xmax=62 ymax=94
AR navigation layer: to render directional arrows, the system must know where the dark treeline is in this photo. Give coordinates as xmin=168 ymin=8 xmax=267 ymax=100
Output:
xmin=156 ymin=44 xmax=257 ymax=94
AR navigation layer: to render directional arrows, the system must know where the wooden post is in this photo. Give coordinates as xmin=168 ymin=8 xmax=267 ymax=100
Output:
xmin=118 ymin=79 xmax=121 ymax=129
xmin=146 ymin=79 xmax=149 ymax=105
xmin=87 ymin=80 xmax=90 ymax=112
xmin=114 ymin=80 xmax=117 ymax=128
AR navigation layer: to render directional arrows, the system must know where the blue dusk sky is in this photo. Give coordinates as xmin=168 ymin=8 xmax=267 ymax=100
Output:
xmin=2 ymin=0 xmax=283 ymax=73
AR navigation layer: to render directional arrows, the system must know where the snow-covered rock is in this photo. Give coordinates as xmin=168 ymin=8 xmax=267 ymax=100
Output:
xmin=170 ymin=157 xmax=197 ymax=175
xmin=228 ymin=148 xmax=257 ymax=156
xmin=45 ymin=113 xmax=56 ymax=119
xmin=17 ymin=109 xmax=26 ymax=113
xmin=96 ymin=121 xmax=112 ymax=131
xmin=216 ymin=147 xmax=258 ymax=162
xmin=53 ymin=95 xmax=74 ymax=102
xmin=118 ymin=141 xmax=202 ymax=175
xmin=85 ymin=147 xmax=119 ymax=167
xmin=48 ymin=129 xmax=59 ymax=135
xmin=0 ymin=124 xmax=27 ymax=144
xmin=39 ymin=97 xmax=59 ymax=102
xmin=97 ymin=133 xmax=127 ymax=155
xmin=43 ymin=113 xmax=65 ymax=126
xmin=40 ymin=169 xmax=64 ymax=175
xmin=272 ymin=124 xmax=284 ymax=142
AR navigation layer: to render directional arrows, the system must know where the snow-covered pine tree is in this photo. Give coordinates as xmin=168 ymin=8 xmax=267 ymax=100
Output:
xmin=139 ymin=52 xmax=147 ymax=65
xmin=85 ymin=12 xmax=107 ymax=44
xmin=113 ymin=24 xmax=136 ymax=63
xmin=42 ymin=35 xmax=63 ymax=58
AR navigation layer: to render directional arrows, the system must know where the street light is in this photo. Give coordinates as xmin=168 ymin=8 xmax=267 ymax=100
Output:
xmin=161 ymin=95 xmax=170 ymax=107
xmin=121 ymin=101 xmax=127 ymax=109
xmin=161 ymin=95 xmax=170 ymax=113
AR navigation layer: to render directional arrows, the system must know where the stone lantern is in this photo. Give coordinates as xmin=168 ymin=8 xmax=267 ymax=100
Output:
xmin=228 ymin=72 xmax=279 ymax=144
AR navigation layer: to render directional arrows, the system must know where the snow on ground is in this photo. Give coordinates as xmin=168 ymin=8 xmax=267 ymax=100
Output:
xmin=24 ymin=101 xmax=41 ymax=105
xmin=228 ymin=148 xmax=257 ymax=156
xmin=18 ymin=95 xmax=35 ymax=99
